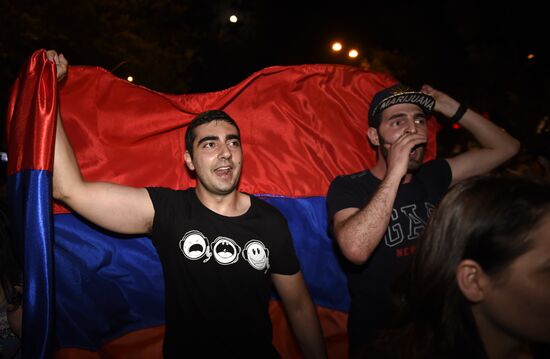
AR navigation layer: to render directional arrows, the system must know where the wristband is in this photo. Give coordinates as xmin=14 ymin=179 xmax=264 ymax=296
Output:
xmin=449 ymin=103 xmax=468 ymax=124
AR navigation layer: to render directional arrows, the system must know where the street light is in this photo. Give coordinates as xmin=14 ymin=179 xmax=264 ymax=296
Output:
xmin=348 ymin=49 xmax=359 ymax=59
xmin=331 ymin=42 xmax=343 ymax=52
xmin=110 ymin=61 xmax=135 ymax=83
xmin=330 ymin=40 xmax=361 ymax=62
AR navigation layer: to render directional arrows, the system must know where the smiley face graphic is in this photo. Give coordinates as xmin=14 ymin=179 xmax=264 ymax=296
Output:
xmin=242 ymin=240 xmax=270 ymax=272
xmin=212 ymin=237 xmax=241 ymax=265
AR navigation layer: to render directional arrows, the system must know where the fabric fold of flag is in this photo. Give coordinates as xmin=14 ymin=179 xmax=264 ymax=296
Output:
xmin=6 ymin=50 xmax=58 ymax=359
xmin=7 ymin=49 xmax=439 ymax=359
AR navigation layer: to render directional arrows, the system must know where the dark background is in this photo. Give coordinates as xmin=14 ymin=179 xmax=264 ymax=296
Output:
xmin=1 ymin=0 xmax=549 ymax=158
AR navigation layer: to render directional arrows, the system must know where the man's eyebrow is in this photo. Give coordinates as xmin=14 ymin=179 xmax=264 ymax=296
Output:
xmin=197 ymin=135 xmax=219 ymax=145
xmin=384 ymin=113 xmax=407 ymax=121
xmin=226 ymin=134 xmax=240 ymax=141
xmin=197 ymin=134 xmax=240 ymax=146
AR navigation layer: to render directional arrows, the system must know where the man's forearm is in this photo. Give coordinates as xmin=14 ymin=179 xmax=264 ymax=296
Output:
xmin=273 ymin=273 xmax=328 ymax=359
xmin=460 ymin=109 xmax=519 ymax=154
xmin=287 ymin=303 xmax=327 ymax=359
xmin=335 ymin=174 xmax=401 ymax=264
xmin=447 ymin=108 xmax=520 ymax=183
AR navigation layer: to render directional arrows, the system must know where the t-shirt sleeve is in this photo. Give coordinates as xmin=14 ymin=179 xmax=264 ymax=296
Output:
xmin=326 ymin=175 xmax=365 ymax=220
xmin=265 ymin=207 xmax=301 ymax=276
xmin=146 ymin=187 xmax=176 ymax=242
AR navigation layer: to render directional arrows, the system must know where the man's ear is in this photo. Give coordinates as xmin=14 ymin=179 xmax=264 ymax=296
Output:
xmin=456 ymin=259 xmax=488 ymax=303
xmin=367 ymin=127 xmax=380 ymax=146
xmin=184 ymin=151 xmax=195 ymax=171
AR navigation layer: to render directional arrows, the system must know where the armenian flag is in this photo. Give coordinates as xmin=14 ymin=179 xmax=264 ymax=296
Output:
xmin=6 ymin=49 xmax=439 ymax=358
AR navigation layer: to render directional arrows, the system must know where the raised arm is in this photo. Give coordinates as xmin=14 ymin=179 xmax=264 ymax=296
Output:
xmin=49 ymin=50 xmax=154 ymax=234
xmin=422 ymin=85 xmax=520 ymax=185
xmin=272 ymin=272 xmax=327 ymax=359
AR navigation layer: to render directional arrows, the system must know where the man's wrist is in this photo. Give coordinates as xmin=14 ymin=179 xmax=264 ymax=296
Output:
xmin=449 ymin=103 xmax=468 ymax=124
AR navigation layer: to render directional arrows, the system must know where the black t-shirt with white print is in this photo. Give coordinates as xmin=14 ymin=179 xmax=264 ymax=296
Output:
xmin=326 ymin=159 xmax=452 ymax=348
xmin=147 ymin=187 xmax=300 ymax=359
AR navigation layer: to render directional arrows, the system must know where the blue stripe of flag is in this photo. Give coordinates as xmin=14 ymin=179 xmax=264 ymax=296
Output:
xmin=8 ymin=170 xmax=54 ymax=359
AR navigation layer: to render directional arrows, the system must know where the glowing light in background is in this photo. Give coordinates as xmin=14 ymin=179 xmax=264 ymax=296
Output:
xmin=331 ymin=42 xmax=343 ymax=52
xmin=348 ymin=49 xmax=359 ymax=58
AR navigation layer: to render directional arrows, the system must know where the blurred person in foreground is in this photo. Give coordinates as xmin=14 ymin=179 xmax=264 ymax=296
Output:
xmin=370 ymin=174 xmax=550 ymax=359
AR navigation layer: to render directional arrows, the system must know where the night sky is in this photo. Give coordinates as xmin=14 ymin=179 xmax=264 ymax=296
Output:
xmin=1 ymin=0 xmax=549 ymax=149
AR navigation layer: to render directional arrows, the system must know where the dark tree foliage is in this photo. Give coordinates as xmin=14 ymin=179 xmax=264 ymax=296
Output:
xmin=1 ymin=0 xmax=548 ymax=157
xmin=0 ymin=0 xmax=260 ymax=149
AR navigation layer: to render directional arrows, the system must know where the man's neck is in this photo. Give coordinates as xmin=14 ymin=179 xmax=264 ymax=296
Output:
xmin=194 ymin=186 xmax=250 ymax=217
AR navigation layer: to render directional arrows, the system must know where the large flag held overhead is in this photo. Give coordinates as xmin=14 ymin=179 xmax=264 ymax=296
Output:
xmin=6 ymin=49 xmax=439 ymax=358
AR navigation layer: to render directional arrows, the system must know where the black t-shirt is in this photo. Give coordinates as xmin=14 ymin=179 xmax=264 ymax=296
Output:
xmin=147 ymin=187 xmax=300 ymax=359
xmin=326 ymin=159 xmax=452 ymax=347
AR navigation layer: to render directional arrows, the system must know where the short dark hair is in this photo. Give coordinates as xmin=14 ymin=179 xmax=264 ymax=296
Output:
xmin=185 ymin=110 xmax=240 ymax=156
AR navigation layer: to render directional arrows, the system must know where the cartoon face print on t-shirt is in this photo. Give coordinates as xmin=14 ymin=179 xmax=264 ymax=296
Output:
xmin=211 ymin=236 xmax=241 ymax=265
xmin=178 ymin=230 xmax=270 ymax=271
xmin=242 ymin=240 xmax=270 ymax=273
xmin=179 ymin=230 xmax=212 ymax=262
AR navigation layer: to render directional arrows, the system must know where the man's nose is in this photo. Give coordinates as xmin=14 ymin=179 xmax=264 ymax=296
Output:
xmin=218 ymin=143 xmax=232 ymax=159
xmin=405 ymin=119 xmax=418 ymax=134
